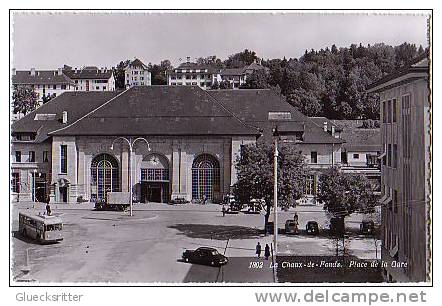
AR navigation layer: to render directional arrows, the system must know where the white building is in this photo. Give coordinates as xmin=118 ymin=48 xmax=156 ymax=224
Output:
xmin=124 ymin=58 xmax=151 ymax=88
xmin=167 ymin=59 xmax=221 ymax=90
xmin=63 ymin=66 xmax=116 ymax=92
xmin=12 ymin=68 xmax=76 ymax=104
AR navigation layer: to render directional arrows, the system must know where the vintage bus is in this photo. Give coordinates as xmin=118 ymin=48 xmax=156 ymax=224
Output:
xmin=18 ymin=211 xmax=63 ymax=243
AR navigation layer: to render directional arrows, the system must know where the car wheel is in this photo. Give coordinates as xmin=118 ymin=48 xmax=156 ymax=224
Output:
xmin=185 ymin=258 xmax=189 ymax=262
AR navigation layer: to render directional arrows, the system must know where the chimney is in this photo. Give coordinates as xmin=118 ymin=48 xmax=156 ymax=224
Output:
xmin=12 ymin=68 xmax=16 ymax=75
xmin=58 ymin=67 xmax=63 ymax=75
xmin=62 ymin=111 xmax=68 ymax=124
xmin=331 ymin=125 xmax=335 ymax=136
xmin=323 ymin=121 xmax=328 ymax=132
xmin=30 ymin=68 xmax=35 ymax=76
xmin=186 ymin=56 xmax=191 ymax=63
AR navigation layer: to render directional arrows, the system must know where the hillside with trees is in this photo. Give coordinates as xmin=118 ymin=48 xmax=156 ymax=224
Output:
xmin=113 ymin=42 xmax=425 ymax=119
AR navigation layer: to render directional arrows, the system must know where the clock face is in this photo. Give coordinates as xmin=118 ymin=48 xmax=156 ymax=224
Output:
xmin=149 ymin=155 xmax=159 ymax=166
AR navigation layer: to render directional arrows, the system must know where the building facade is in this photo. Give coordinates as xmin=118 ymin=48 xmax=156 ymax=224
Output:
xmin=124 ymin=58 xmax=151 ymax=88
xmin=12 ymin=68 xmax=76 ymax=104
xmin=11 ymin=86 xmax=342 ymax=206
xmin=367 ymin=53 xmax=431 ymax=282
xmin=63 ymin=66 xmax=116 ymax=92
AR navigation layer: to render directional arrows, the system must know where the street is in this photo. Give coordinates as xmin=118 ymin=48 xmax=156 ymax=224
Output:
xmin=11 ymin=202 xmax=380 ymax=283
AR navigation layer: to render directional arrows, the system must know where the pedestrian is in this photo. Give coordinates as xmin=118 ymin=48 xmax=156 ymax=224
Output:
xmin=46 ymin=202 xmax=52 ymax=216
xmin=256 ymin=242 xmax=262 ymax=258
xmin=293 ymin=212 xmax=298 ymax=223
xmin=264 ymin=244 xmax=271 ymax=260
xmin=202 ymin=195 xmax=207 ymax=205
xmin=222 ymin=204 xmax=226 ymax=217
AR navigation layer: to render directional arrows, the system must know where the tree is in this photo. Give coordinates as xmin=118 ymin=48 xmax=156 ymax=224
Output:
xmin=233 ymin=143 xmax=308 ymax=231
xmin=224 ymin=49 xmax=259 ymax=68
xmin=241 ymin=70 xmax=270 ymax=89
xmin=13 ymin=85 xmax=38 ymax=115
xmin=317 ymin=167 xmax=378 ymax=218
xmin=113 ymin=60 xmax=130 ymax=89
xmin=149 ymin=60 xmax=172 ymax=85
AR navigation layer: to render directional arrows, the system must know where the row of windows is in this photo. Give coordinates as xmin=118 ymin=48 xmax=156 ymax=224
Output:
xmin=33 ymin=84 xmax=67 ymax=90
xmin=170 ymin=82 xmax=210 ymax=87
xmin=75 ymin=86 xmax=107 ymax=91
xmin=170 ymin=74 xmax=213 ymax=80
xmin=383 ymin=95 xmax=410 ymax=124
xmin=14 ymin=151 xmax=49 ymax=163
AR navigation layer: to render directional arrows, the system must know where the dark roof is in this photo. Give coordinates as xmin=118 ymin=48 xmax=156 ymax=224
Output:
xmin=173 ymin=62 xmax=219 ymax=74
xmin=309 ymin=117 xmax=343 ymax=133
xmin=63 ymin=66 xmax=113 ymax=80
xmin=220 ymin=68 xmax=245 ymax=76
xmin=12 ymin=70 xmax=75 ymax=85
xmin=49 ymin=86 xmax=260 ymax=137
xmin=245 ymin=62 xmax=270 ymax=72
xmin=366 ymin=52 xmax=429 ymax=92
xmin=207 ymin=89 xmax=343 ymax=144
xmin=332 ymin=120 xmax=381 ymax=152
xmin=128 ymin=58 xmax=147 ymax=69
xmin=11 ymin=91 xmax=121 ymax=142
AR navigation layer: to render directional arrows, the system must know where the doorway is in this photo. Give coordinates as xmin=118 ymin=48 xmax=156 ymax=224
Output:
xmin=59 ymin=186 xmax=68 ymax=202
xmin=141 ymin=182 xmax=169 ymax=203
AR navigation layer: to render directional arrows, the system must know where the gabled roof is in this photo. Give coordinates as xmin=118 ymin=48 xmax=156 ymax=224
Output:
xmin=48 ymin=86 xmax=260 ymax=137
xmin=11 ymin=91 xmax=121 ymax=142
xmin=63 ymin=66 xmax=113 ymax=80
xmin=207 ymin=89 xmax=343 ymax=144
xmin=245 ymin=62 xmax=270 ymax=73
xmin=332 ymin=120 xmax=381 ymax=152
xmin=127 ymin=58 xmax=148 ymax=69
xmin=12 ymin=70 xmax=75 ymax=85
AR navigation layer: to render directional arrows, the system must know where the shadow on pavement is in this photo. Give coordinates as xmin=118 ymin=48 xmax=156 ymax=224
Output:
xmin=169 ymin=223 xmax=262 ymax=240
xmin=182 ymin=257 xmax=274 ymax=283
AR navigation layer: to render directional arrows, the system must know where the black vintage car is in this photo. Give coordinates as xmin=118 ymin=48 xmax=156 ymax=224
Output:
xmin=360 ymin=220 xmax=375 ymax=235
xmin=306 ymin=221 xmax=319 ymax=235
xmin=182 ymin=247 xmax=228 ymax=267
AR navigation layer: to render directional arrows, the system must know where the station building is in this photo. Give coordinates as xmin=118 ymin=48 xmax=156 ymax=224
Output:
xmin=11 ymin=86 xmax=342 ymax=204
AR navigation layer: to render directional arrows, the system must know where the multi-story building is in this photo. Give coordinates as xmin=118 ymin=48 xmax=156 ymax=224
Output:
xmin=63 ymin=66 xmax=116 ymax=92
xmin=11 ymin=86 xmax=341 ymax=206
xmin=167 ymin=59 xmax=269 ymax=90
xmin=124 ymin=58 xmax=151 ymax=88
xmin=12 ymin=68 xmax=76 ymax=104
xmin=167 ymin=59 xmax=221 ymax=90
xmin=367 ymin=52 xmax=431 ymax=282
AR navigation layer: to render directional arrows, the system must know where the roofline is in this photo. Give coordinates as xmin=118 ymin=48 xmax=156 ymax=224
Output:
xmin=366 ymin=69 xmax=428 ymax=93
xmin=48 ymin=88 xmax=130 ymax=136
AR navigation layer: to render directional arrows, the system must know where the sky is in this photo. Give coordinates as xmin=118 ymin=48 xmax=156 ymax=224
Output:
xmin=11 ymin=11 xmax=430 ymax=69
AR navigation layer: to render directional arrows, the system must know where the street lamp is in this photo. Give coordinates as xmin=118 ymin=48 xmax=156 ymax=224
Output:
xmin=272 ymin=126 xmax=279 ymax=256
xmin=111 ymin=137 xmax=151 ymax=216
xmin=32 ymin=169 xmax=37 ymax=203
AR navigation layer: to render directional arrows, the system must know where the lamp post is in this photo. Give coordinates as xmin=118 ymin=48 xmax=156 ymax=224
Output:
xmin=272 ymin=127 xmax=279 ymax=256
xmin=111 ymin=137 xmax=151 ymax=216
xmin=32 ymin=169 xmax=38 ymax=203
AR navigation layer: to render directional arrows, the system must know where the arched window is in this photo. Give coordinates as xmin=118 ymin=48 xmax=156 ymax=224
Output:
xmin=192 ymin=154 xmax=220 ymax=201
xmin=90 ymin=154 xmax=119 ymax=202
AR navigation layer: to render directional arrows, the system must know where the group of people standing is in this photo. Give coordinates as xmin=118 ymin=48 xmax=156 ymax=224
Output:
xmin=255 ymin=242 xmax=271 ymax=260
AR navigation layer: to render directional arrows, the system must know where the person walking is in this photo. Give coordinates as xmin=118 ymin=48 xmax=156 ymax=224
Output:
xmin=264 ymin=244 xmax=271 ymax=260
xmin=255 ymin=242 xmax=262 ymax=258
xmin=222 ymin=204 xmax=226 ymax=217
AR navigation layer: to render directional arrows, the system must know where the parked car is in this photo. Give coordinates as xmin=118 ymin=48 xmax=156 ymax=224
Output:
xmin=285 ymin=220 xmax=299 ymax=235
xmin=306 ymin=221 xmax=319 ymax=235
xmin=329 ymin=217 xmax=345 ymax=236
xmin=246 ymin=199 xmax=263 ymax=214
xmin=169 ymin=197 xmax=190 ymax=205
xmin=266 ymin=221 xmax=275 ymax=234
xmin=360 ymin=220 xmax=375 ymax=235
xmin=182 ymin=247 xmax=228 ymax=267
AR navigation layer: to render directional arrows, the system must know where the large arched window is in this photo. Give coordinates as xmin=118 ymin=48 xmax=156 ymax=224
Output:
xmin=90 ymin=153 xmax=119 ymax=202
xmin=192 ymin=154 xmax=220 ymax=201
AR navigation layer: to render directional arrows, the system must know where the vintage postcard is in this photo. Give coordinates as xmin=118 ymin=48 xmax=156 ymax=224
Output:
xmin=9 ymin=10 xmax=432 ymax=287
